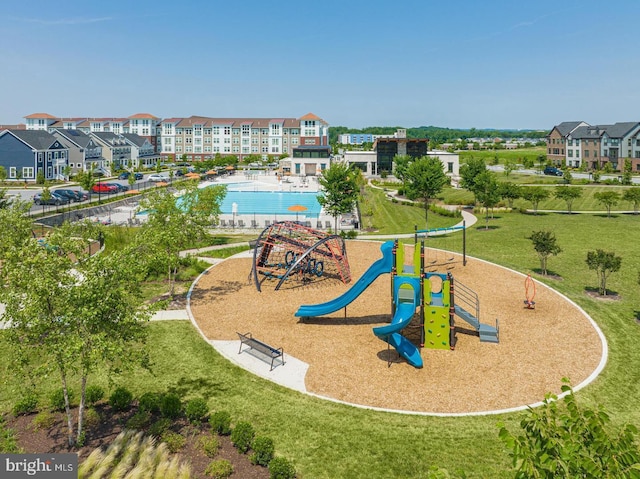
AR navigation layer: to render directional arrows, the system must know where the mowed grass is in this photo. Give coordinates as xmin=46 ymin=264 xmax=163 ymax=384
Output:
xmin=3 ymin=205 xmax=640 ymax=477
xmin=459 ymin=147 xmax=546 ymax=165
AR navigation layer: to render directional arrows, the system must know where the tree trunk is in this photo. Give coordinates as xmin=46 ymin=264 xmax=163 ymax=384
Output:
xmin=541 ymin=257 xmax=547 ymax=275
xmin=485 ymin=207 xmax=489 ymax=229
xmin=59 ymin=369 xmax=75 ymax=446
xmin=77 ymin=375 xmax=87 ymax=445
xmin=424 ymin=198 xmax=429 ymax=231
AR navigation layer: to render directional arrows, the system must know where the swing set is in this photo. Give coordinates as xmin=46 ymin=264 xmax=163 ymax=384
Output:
xmin=524 ymin=274 xmax=536 ymax=309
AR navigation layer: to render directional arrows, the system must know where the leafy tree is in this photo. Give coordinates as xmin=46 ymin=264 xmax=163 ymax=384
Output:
xmin=591 ymin=170 xmax=601 ymax=183
xmin=392 ymin=154 xmax=412 ymax=191
xmin=503 ymin=158 xmax=517 ymax=177
xmin=499 ymin=380 xmax=640 ymax=479
xmin=622 ymin=159 xmax=633 ymax=185
xmin=586 ymin=249 xmax=622 ymax=296
xmin=0 ymin=199 xmax=34 ymax=264
xmin=594 ymin=191 xmax=621 ymax=218
xmin=127 ymin=172 xmax=136 ymax=189
xmin=554 ymin=186 xmax=583 ymax=214
xmin=0 ymin=222 xmax=153 ymax=446
xmin=459 ymin=157 xmax=487 ymax=199
xmin=623 ymin=187 xmax=640 ymax=215
xmin=562 ymin=168 xmax=573 ymax=184
xmin=528 ymin=230 xmax=562 ymax=275
xmin=522 ymin=187 xmax=550 ymax=215
xmin=473 ymin=171 xmax=501 ymax=229
xmin=0 ymin=189 xmax=10 ymax=210
xmin=39 ymin=187 xmax=52 ymax=217
xmin=137 ymin=182 xmax=226 ymax=296
xmin=75 ymin=170 xmax=95 ymax=195
xmin=404 ymin=156 xmax=449 ymax=229
xmin=537 ymin=154 xmax=547 ymax=173
xmin=318 ymin=162 xmax=359 ymax=232
xmin=498 ymin=182 xmax=522 ymax=209
xmin=0 ymin=165 xmax=7 ymax=183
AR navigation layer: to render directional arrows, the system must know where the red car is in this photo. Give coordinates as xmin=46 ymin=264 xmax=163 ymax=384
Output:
xmin=91 ymin=183 xmax=118 ymax=193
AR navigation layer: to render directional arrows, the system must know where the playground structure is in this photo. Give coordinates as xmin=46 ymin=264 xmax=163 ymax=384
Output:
xmin=296 ymin=240 xmax=499 ymax=368
xmin=252 ymin=221 xmax=351 ymax=292
xmin=524 ymin=274 xmax=536 ymax=309
xmin=415 ymin=223 xmax=467 ymax=268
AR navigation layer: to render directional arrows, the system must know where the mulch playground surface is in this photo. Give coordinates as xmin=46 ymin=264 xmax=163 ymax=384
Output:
xmin=189 ymin=241 xmax=604 ymax=414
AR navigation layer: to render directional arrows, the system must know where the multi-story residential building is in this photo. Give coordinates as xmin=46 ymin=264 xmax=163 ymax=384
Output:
xmin=0 ymin=129 xmax=69 ymax=182
xmin=90 ymin=132 xmax=131 ymax=172
xmin=160 ymin=113 xmax=328 ymax=162
xmin=51 ymin=129 xmax=103 ymax=175
xmin=550 ymin=121 xmax=640 ymax=171
xmin=122 ymin=133 xmax=160 ymax=169
xmin=338 ymin=133 xmax=377 ymax=145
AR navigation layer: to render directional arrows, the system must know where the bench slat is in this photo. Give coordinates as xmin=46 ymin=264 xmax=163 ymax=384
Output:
xmin=237 ymin=332 xmax=285 ymax=370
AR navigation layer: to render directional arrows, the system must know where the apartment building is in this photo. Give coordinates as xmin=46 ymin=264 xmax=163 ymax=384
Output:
xmin=159 ymin=112 xmax=328 ymax=162
xmin=0 ymin=129 xmax=69 ymax=182
xmin=549 ymin=121 xmax=640 ymax=171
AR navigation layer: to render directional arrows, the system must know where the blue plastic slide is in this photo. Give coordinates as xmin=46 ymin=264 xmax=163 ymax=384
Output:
xmin=372 ymin=298 xmax=423 ymax=368
xmin=295 ymin=241 xmax=394 ymax=318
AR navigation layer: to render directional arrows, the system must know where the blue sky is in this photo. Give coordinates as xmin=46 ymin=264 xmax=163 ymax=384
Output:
xmin=2 ymin=0 xmax=639 ymax=130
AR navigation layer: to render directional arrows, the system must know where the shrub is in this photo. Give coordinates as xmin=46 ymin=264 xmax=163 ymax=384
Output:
xmin=13 ymin=394 xmax=38 ymax=416
xmin=125 ymin=410 xmax=152 ymax=431
xmin=0 ymin=417 xmax=22 ymax=453
xmin=161 ymin=431 xmax=186 ymax=453
xmin=185 ymin=397 xmax=209 ymax=424
xmin=204 ymin=459 xmax=233 ymax=478
xmin=31 ymin=411 xmax=55 ymax=430
xmin=148 ymin=418 xmax=172 ymax=438
xmin=251 ymin=436 xmax=275 ymax=466
xmin=268 ymin=457 xmax=296 ymax=479
xmin=109 ymin=387 xmax=133 ymax=412
xmin=200 ymin=435 xmax=220 ymax=458
xmin=160 ymin=392 xmax=182 ymax=419
xmin=85 ymin=385 xmax=105 ymax=405
xmin=138 ymin=392 xmax=161 ymax=414
xmin=209 ymin=410 xmax=232 ymax=435
xmin=231 ymin=421 xmax=254 ymax=454
xmin=50 ymin=388 xmax=74 ymax=411
xmin=83 ymin=407 xmax=101 ymax=429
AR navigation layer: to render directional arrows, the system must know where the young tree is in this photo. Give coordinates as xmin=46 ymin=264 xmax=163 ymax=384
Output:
xmin=498 ymin=182 xmax=522 ymax=209
xmin=137 ymin=181 xmax=226 ymax=296
xmin=622 ymin=187 xmax=640 ymax=215
xmin=0 ymin=199 xmax=34 ymax=263
xmin=128 ymin=172 xmax=136 ymax=190
xmin=528 ymin=230 xmax=562 ymax=275
xmin=622 ymin=158 xmax=633 ymax=185
xmin=0 ymin=165 xmax=7 ymax=183
xmin=503 ymin=158 xmax=518 ymax=177
xmin=586 ymin=249 xmax=622 ymax=296
xmin=459 ymin=157 xmax=487 ymax=200
xmin=75 ymin=170 xmax=95 ymax=196
xmin=522 ymin=187 xmax=550 ymax=215
xmin=554 ymin=186 xmax=583 ymax=214
xmin=499 ymin=380 xmax=640 ymax=478
xmin=473 ymin=171 xmax=501 ymax=229
xmin=318 ymin=162 xmax=359 ymax=232
xmin=1 ymin=223 xmax=153 ymax=446
xmin=392 ymin=154 xmax=412 ymax=192
xmin=404 ymin=156 xmax=449 ymax=229
xmin=594 ymin=191 xmax=621 ymax=218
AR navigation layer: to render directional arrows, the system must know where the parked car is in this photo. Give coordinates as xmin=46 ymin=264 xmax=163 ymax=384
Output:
xmin=104 ymin=182 xmax=129 ymax=192
xmin=118 ymin=171 xmax=144 ymax=181
xmin=91 ymin=183 xmax=118 ymax=194
xmin=33 ymin=192 xmax=71 ymax=206
xmin=174 ymin=169 xmax=184 ymax=177
xmin=55 ymin=189 xmax=86 ymax=203
xmin=148 ymin=173 xmax=169 ymax=182
xmin=544 ymin=166 xmax=563 ymax=176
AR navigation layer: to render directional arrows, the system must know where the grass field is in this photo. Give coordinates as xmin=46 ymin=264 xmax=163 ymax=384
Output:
xmin=459 ymin=147 xmax=546 ymax=165
xmin=3 ymin=195 xmax=640 ymax=477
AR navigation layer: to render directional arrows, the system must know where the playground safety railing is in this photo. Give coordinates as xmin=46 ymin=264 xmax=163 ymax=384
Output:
xmin=454 ymin=279 xmax=480 ymax=321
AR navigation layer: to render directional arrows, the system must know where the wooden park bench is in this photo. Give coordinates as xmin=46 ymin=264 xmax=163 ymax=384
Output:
xmin=237 ymin=332 xmax=285 ymax=370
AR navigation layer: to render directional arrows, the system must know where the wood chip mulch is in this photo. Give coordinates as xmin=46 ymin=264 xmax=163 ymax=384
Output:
xmin=189 ymin=241 xmax=604 ymax=414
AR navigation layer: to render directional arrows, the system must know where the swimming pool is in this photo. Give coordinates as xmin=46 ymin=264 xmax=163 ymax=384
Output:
xmin=219 ymin=190 xmax=322 ymax=215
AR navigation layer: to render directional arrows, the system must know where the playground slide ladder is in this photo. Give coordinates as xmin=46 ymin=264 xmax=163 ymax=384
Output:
xmin=452 ymin=279 xmax=499 ymax=343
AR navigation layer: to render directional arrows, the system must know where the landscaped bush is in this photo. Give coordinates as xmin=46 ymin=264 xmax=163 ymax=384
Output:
xmin=250 ymin=436 xmax=275 ymax=466
xmin=160 ymin=392 xmax=182 ymax=419
xmin=83 ymin=407 xmax=101 ymax=429
xmin=204 ymin=459 xmax=233 ymax=478
xmin=200 ymin=435 xmax=220 ymax=458
xmin=138 ymin=392 xmax=162 ymax=414
xmin=161 ymin=431 xmax=186 ymax=453
xmin=231 ymin=421 xmax=255 ymax=454
xmin=50 ymin=388 xmax=74 ymax=411
xmin=12 ymin=393 xmax=38 ymax=416
xmin=125 ymin=410 xmax=152 ymax=431
xmin=268 ymin=456 xmax=296 ymax=479
xmin=109 ymin=387 xmax=133 ymax=412
xmin=209 ymin=410 xmax=232 ymax=435
xmin=185 ymin=397 xmax=209 ymax=424
xmin=31 ymin=411 xmax=55 ymax=430
xmin=85 ymin=385 xmax=105 ymax=405
xmin=148 ymin=418 xmax=172 ymax=438
xmin=0 ymin=416 xmax=22 ymax=453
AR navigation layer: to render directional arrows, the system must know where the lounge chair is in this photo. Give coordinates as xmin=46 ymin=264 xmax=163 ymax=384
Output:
xmin=251 ymin=220 xmax=258 ymax=228
xmin=325 ymin=221 xmax=332 ymax=229
xmin=238 ymin=220 xmax=245 ymax=228
xmin=220 ymin=219 xmax=227 ymax=227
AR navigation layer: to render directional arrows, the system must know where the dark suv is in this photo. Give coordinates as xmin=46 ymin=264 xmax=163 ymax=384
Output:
xmin=544 ymin=166 xmax=563 ymax=176
xmin=55 ymin=189 xmax=87 ymax=202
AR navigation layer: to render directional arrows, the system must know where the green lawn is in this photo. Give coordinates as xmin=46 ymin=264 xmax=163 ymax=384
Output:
xmin=4 ymin=201 xmax=640 ymax=477
xmin=459 ymin=147 xmax=546 ymax=165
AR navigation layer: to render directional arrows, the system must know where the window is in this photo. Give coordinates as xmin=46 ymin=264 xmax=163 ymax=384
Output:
xmin=283 ymin=128 xmax=288 ymax=135
xmin=584 ymin=150 xmax=589 ymax=158
xmin=224 ymin=146 xmax=230 ymax=152
xmin=252 ymin=146 xmax=258 ymax=153
xmin=233 ymin=146 xmax=239 ymax=153
xmin=242 ymin=147 xmax=250 ymax=153
xmin=176 ymin=146 xmax=182 ymax=152
xmin=224 ymin=138 xmax=230 ymax=144
xmin=252 ymin=138 xmax=258 ymax=144
xmin=568 ymin=150 xmax=573 ymax=157
xmin=9 ymin=167 xmax=16 ymax=178
xmin=233 ymin=138 xmax=239 ymax=144
xmin=185 ymin=129 xmax=192 ymax=135
xmin=262 ymin=146 xmax=269 ymax=153
xmin=291 ymin=129 xmax=299 ymax=135
xmin=204 ymin=128 xmax=211 ymax=135
xmin=194 ymin=146 xmax=202 ymax=153
xmin=242 ymin=125 xmax=250 ymax=135
xmin=271 ymin=147 xmax=279 ymax=153
xmin=305 ymin=139 xmax=316 ymax=145
xmin=213 ymin=146 xmax=220 ymax=152
xmin=194 ymin=138 xmax=202 ymax=145
xmin=176 ymin=137 xmax=182 ymax=144
xmin=232 ymin=128 xmax=240 ymax=135
xmin=186 ymin=137 xmax=192 ymax=144
xmin=575 ymin=150 xmax=580 ymax=158
xmin=271 ymin=124 xmax=280 ymax=135
xmin=292 ymin=138 xmax=299 ymax=145
xmin=214 ymin=138 xmax=220 ymax=144
xmin=186 ymin=146 xmax=192 ymax=152
xmin=252 ymin=128 xmax=259 ymax=135
xmin=242 ymin=138 xmax=249 ymax=145
xmin=304 ymin=129 xmax=315 ymax=136
xmin=295 ymin=163 xmax=301 ymax=174
xmin=261 ymin=129 xmax=268 ymax=135
xmin=447 ymin=162 xmax=453 ymax=173
xmin=271 ymin=138 xmax=279 ymax=145
xmin=262 ymin=138 xmax=268 ymax=144
xmin=204 ymin=137 xmax=211 ymax=144
xmin=213 ymin=126 xmax=220 ymax=135
xmin=224 ymin=126 xmax=231 ymax=135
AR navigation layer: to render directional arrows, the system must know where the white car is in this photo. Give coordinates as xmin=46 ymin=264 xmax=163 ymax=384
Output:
xmin=148 ymin=174 xmax=169 ymax=182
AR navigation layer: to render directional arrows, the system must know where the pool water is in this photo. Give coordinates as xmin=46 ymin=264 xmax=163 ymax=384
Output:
xmin=220 ymin=190 xmax=322 ymax=215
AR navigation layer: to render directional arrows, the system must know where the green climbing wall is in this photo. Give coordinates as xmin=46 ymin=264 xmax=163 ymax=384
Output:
xmin=423 ymin=279 xmax=451 ymax=350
